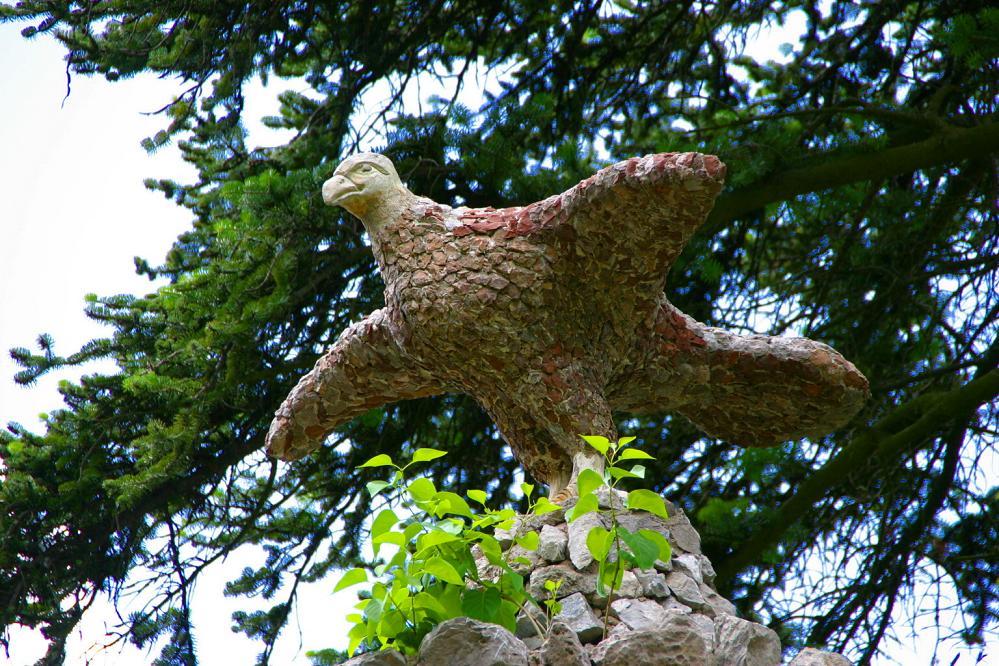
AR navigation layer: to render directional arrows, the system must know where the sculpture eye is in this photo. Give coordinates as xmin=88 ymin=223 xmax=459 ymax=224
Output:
xmin=359 ymin=164 xmax=374 ymax=173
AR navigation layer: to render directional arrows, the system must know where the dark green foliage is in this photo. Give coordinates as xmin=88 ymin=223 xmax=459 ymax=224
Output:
xmin=1 ymin=1 xmax=996 ymax=664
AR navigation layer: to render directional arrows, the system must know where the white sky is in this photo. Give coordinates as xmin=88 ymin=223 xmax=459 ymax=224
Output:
xmin=0 ymin=18 xmax=994 ymax=666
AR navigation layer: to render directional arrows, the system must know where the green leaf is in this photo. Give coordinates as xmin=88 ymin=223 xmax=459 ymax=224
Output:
xmin=617 ymin=436 xmax=637 ymax=447
xmin=411 ymin=447 xmax=447 ymax=463
xmin=630 ymin=465 xmax=646 ymax=479
xmin=516 ymin=530 xmax=539 ymax=551
xmin=637 ymin=529 xmax=672 ymax=563
xmin=415 ymin=530 xmax=460 ymax=554
xmin=366 ymin=480 xmax=391 ymax=497
xmin=576 ymin=468 xmax=604 ymax=496
xmin=502 ymin=568 xmax=526 ymax=597
xmin=532 ymin=496 xmax=562 ymax=514
xmin=626 ymin=489 xmax=669 ymax=518
xmin=438 ymin=584 xmax=463 ymax=618
xmin=413 ymin=591 xmax=447 ymax=618
xmin=347 ymin=623 xmax=366 ymax=656
xmin=608 ymin=465 xmax=642 ymax=481
xmin=566 ymin=492 xmax=599 ymax=522
xmin=361 ymin=596 xmax=381 ymax=620
xmin=358 ymin=453 xmax=394 ymax=469
xmin=371 ymin=508 xmax=399 ymax=539
xmin=422 ymin=556 xmax=464 ymax=585
xmin=477 ymin=534 xmax=504 ymax=565
xmin=586 ymin=526 xmax=613 ymax=562
xmin=618 ymin=528 xmax=659 ymax=569
xmin=467 ymin=489 xmax=488 ymax=506
xmin=407 ymin=477 xmax=437 ymax=502
xmin=495 ymin=598 xmax=519 ymax=633
xmin=617 ymin=448 xmax=654 ymax=461
xmin=597 ymin=560 xmax=624 ymax=596
xmin=333 ymin=568 xmax=368 ymax=593
xmin=461 ymin=586 xmax=501 ymax=621
xmin=579 ymin=435 xmax=610 ymax=455
xmin=378 ymin=609 xmax=407 ymax=638
xmin=521 ymin=482 xmax=535 ymax=497
xmin=433 ymin=491 xmax=473 ymax=518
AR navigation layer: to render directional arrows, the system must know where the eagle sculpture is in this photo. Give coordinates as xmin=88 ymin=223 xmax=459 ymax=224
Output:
xmin=265 ymin=152 xmax=869 ymax=497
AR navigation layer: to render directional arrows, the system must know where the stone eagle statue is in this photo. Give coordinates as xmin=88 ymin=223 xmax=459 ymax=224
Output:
xmin=265 ymin=152 xmax=869 ymax=497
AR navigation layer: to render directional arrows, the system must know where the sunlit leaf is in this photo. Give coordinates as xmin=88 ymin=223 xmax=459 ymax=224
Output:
xmin=371 ymin=508 xmax=399 ymax=539
xmin=366 ymin=480 xmax=391 ymax=498
xmin=411 ymin=448 xmax=447 ymax=463
xmin=407 ymin=477 xmax=437 ymax=502
xmin=627 ymin=489 xmax=669 ymax=518
xmin=617 ymin=448 xmax=654 ymax=461
xmin=579 ymin=435 xmax=610 ymax=455
xmin=586 ymin=525 xmax=613 ymax=562
xmin=566 ymin=492 xmax=599 ymax=522
xmin=577 ymin=468 xmax=604 ymax=496
xmin=423 ymin=556 xmax=464 ymax=585
xmin=637 ymin=529 xmax=672 ymax=563
xmin=516 ymin=530 xmax=539 ymax=551
xmin=333 ymin=567 xmax=368 ymax=593
xmin=358 ymin=454 xmax=394 ymax=469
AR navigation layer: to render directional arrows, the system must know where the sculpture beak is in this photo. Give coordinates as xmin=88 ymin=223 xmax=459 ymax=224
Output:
xmin=322 ymin=174 xmax=359 ymax=206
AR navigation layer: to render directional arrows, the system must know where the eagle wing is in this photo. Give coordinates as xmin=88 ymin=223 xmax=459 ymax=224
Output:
xmin=608 ymin=299 xmax=870 ymax=446
xmin=266 ymin=308 xmax=446 ymax=460
xmin=450 ymin=153 xmax=725 ymax=315
xmin=556 ymin=152 xmax=726 ymax=284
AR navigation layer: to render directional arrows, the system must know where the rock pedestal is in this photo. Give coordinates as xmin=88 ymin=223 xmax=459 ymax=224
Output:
xmin=341 ymin=495 xmax=852 ymax=665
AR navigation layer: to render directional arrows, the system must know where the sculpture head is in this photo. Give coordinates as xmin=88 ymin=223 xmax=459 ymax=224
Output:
xmin=322 ymin=153 xmax=410 ymax=228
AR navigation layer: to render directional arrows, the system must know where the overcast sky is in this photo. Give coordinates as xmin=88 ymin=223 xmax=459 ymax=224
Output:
xmin=0 ymin=18 xmax=989 ymax=666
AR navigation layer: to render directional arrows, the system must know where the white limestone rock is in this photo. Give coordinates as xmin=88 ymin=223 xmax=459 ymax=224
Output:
xmin=633 ymin=568 xmax=671 ymax=598
xmin=610 ymin=597 xmax=672 ymax=631
xmin=665 ymin=510 xmax=702 ymax=554
xmin=536 ymin=620 xmax=590 ymax=666
xmin=529 ymin=563 xmax=598 ymax=599
xmin=537 ymin=523 xmax=568 ymax=562
xmin=340 ymin=649 xmax=407 ymax=666
xmin=418 ymin=617 xmax=528 ymax=666
xmin=712 ymin=614 xmax=782 ymax=666
xmin=516 ymin=602 xmax=547 ymax=638
xmin=554 ymin=592 xmax=605 ymax=644
xmin=789 ymin=647 xmax=853 ymax=666
xmin=672 ymin=553 xmax=703 ymax=583
xmin=666 ymin=571 xmax=707 ymax=610
xmin=591 ymin=613 xmax=711 ymax=665
xmin=700 ymin=581 xmax=738 ymax=617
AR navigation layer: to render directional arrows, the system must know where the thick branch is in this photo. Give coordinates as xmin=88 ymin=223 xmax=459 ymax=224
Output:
xmin=716 ymin=368 xmax=999 ymax=584
xmin=706 ymin=120 xmax=999 ymax=230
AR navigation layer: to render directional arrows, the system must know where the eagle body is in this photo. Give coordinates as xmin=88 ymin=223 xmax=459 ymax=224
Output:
xmin=266 ymin=152 xmax=869 ymax=495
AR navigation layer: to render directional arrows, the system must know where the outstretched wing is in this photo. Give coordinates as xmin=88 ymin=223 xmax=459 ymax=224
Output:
xmin=450 ymin=153 xmax=725 ymax=316
xmin=608 ymin=299 xmax=869 ymax=446
xmin=558 ymin=152 xmax=726 ymax=284
xmin=266 ymin=308 xmax=446 ymax=461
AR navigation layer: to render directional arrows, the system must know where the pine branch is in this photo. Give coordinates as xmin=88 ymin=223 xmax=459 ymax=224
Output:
xmin=706 ymin=119 xmax=999 ymax=230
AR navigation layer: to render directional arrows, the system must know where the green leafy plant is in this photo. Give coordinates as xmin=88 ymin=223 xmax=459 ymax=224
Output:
xmin=541 ymin=578 xmax=564 ymax=623
xmin=332 ymin=448 xmax=558 ymax=657
xmin=566 ymin=435 xmax=672 ymax=636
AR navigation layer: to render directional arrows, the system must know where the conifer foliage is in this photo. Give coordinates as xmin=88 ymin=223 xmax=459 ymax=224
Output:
xmin=1 ymin=2 xmax=997 ymax=664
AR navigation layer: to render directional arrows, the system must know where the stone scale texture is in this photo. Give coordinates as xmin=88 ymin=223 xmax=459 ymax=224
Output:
xmin=265 ymin=152 xmax=869 ymax=495
xmin=339 ymin=494 xmax=853 ymax=665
